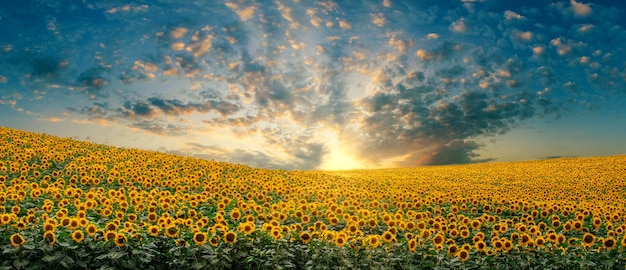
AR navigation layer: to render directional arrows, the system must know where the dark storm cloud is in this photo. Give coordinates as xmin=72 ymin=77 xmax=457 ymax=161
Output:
xmin=122 ymin=100 xmax=156 ymax=118
xmin=186 ymin=142 xmax=318 ymax=170
xmin=194 ymin=148 xmax=287 ymax=170
xmin=259 ymin=126 xmax=328 ymax=170
xmin=75 ymin=68 xmax=109 ymax=92
xmin=351 ymin=38 xmax=561 ymax=166
xmin=31 ymin=56 xmax=67 ymax=79
xmin=119 ymin=97 xmax=241 ymax=118
xmin=129 ymin=120 xmax=188 ymax=136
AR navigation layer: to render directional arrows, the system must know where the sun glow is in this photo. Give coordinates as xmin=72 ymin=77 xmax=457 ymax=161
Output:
xmin=318 ymin=130 xmax=366 ymax=170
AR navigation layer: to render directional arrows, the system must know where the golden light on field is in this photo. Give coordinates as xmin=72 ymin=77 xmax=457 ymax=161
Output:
xmin=1 ymin=126 xmax=626 ymax=268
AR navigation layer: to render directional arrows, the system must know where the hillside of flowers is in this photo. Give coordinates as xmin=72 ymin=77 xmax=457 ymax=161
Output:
xmin=1 ymin=126 xmax=625 ymax=269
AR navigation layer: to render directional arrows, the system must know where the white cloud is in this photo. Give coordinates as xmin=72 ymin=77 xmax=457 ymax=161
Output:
xmin=570 ymin=0 xmax=592 ymax=17
xmin=450 ymin=18 xmax=467 ymax=33
xmin=426 ymin=33 xmax=439 ymax=39
xmin=339 ymin=20 xmax=352 ymax=30
xmin=170 ymin=27 xmax=188 ymax=39
xmin=416 ymin=49 xmax=434 ymax=61
xmin=515 ymin=31 xmax=533 ymax=41
xmin=504 ymin=10 xmax=525 ymax=20
xmin=371 ymin=13 xmax=386 ymax=27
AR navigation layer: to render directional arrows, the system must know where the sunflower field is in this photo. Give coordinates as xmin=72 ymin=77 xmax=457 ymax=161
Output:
xmin=1 ymin=126 xmax=625 ymax=269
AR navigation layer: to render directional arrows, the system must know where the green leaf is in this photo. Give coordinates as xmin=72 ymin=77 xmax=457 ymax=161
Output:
xmin=12 ymin=259 xmax=28 ymax=269
xmin=191 ymin=261 xmax=207 ymax=270
xmin=108 ymin=251 xmax=126 ymax=260
xmin=95 ymin=254 xmax=110 ymax=260
xmin=601 ymin=259 xmax=614 ymax=268
xmin=59 ymin=256 xmax=75 ymax=269
xmin=76 ymin=259 xmax=88 ymax=268
xmin=42 ymin=252 xmax=64 ymax=262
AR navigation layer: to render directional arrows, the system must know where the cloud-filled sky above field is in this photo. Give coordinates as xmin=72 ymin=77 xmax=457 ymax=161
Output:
xmin=1 ymin=0 xmax=626 ymax=170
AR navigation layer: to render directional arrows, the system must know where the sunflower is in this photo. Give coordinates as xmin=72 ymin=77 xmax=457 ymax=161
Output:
xmin=72 ymin=230 xmax=85 ymax=243
xmin=470 ymin=220 xmax=481 ymax=229
xmin=224 ymin=231 xmax=237 ymax=244
xmin=270 ymin=228 xmax=282 ymax=240
xmin=493 ymin=239 xmax=505 ymax=251
xmin=300 ymin=232 xmax=312 ymax=244
xmin=407 ymin=239 xmax=418 ymax=252
xmin=382 ymin=231 xmax=395 ymax=243
xmin=10 ymin=233 xmax=25 ymax=247
xmin=457 ymin=249 xmax=470 ymax=262
xmin=367 ymin=235 xmax=380 ymax=248
xmin=43 ymin=222 xmax=56 ymax=232
xmin=165 ymin=226 xmax=179 ymax=238
xmin=582 ymin=233 xmax=595 ymax=248
xmin=43 ymin=231 xmax=56 ymax=246
xmin=335 ymin=235 xmax=347 ymax=247
xmin=447 ymin=244 xmax=459 ymax=256
xmin=347 ymin=224 xmax=359 ymax=234
xmin=193 ymin=232 xmax=208 ymax=245
xmin=510 ymin=232 xmax=519 ymax=242
xmin=592 ymin=217 xmax=602 ymax=228
xmin=475 ymin=240 xmax=487 ymax=251
xmin=1 ymin=214 xmax=12 ymax=225
xmin=242 ymin=223 xmax=255 ymax=235
xmin=573 ymin=221 xmax=583 ymax=231
xmin=86 ymin=224 xmax=98 ymax=237
xmin=148 ymin=225 xmax=160 ymax=237
xmin=568 ymin=237 xmax=579 ymax=247
xmin=68 ymin=218 xmax=80 ymax=230
xmin=147 ymin=213 xmax=158 ymax=222
xmin=104 ymin=231 xmax=117 ymax=241
xmin=115 ymin=234 xmax=127 ymax=247
xmin=209 ymin=235 xmax=220 ymax=247
xmin=229 ymin=209 xmax=241 ymax=220
xmin=520 ymin=233 xmax=531 ymax=246
xmin=329 ymin=216 xmax=339 ymax=226
xmin=535 ymin=236 xmax=545 ymax=247
xmin=603 ymin=237 xmax=616 ymax=250
xmin=432 ymin=233 xmax=445 ymax=245
xmin=105 ymin=222 xmax=118 ymax=231
xmin=175 ymin=239 xmax=188 ymax=247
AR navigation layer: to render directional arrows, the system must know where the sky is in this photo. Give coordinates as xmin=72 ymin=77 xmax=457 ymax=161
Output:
xmin=1 ymin=0 xmax=626 ymax=170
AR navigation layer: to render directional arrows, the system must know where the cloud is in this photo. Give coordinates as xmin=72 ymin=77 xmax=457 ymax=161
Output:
xmin=75 ymin=68 xmax=109 ymax=92
xmin=371 ymin=13 xmax=387 ymax=27
xmin=30 ymin=56 xmax=68 ymax=79
xmin=422 ymin=140 xmax=495 ymax=166
xmin=450 ymin=18 xmax=468 ymax=33
xmin=187 ymin=140 xmax=324 ymax=170
xmin=504 ymin=10 xmax=525 ymax=20
xmin=426 ymin=33 xmax=439 ymax=39
xmin=570 ymin=0 xmax=592 ymax=17
xmin=339 ymin=20 xmax=352 ymax=30
xmin=225 ymin=2 xmax=256 ymax=22
xmin=118 ymin=96 xmax=241 ymax=119
xmin=106 ymin=4 xmax=149 ymax=14
xmin=188 ymin=145 xmax=286 ymax=169
xmin=129 ymin=120 xmax=189 ymax=136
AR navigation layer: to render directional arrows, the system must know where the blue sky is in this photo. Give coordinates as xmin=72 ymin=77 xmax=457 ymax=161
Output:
xmin=1 ymin=0 xmax=625 ymax=170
